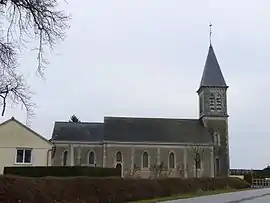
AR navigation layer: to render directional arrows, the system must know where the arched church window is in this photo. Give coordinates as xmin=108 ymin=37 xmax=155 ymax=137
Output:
xmin=169 ymin=152 xmax=175 ymax=168
xmin=63 ymin=150 xmax=68 ymax=166
xmin=142 ymin=152 xmax=149 ymax=168
xmin=116 ymin=151 xmax=122 ymax=162
xmin=216 ymin=94 xmax=222 ymax=111
xmin=209 ymin=93 xmax=215 ymax=111
xmin=88 ymin=151 xmax=95 ymax=165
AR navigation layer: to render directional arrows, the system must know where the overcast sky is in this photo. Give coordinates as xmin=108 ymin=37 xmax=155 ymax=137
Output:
xmin=1 ymin=0 xmax=270 ymax=169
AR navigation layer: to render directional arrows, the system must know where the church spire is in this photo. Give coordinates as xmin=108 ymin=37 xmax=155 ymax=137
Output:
xmin=197 ymin=25 xmax=227 ymax=93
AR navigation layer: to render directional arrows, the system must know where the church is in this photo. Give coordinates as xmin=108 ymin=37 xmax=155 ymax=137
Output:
xmin=51 ymin=41 xmax=230 ymax=178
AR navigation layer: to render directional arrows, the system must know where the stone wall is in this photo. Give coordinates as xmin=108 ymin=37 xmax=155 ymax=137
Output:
xmin=52 ymin=143 xmax=214 ymax=179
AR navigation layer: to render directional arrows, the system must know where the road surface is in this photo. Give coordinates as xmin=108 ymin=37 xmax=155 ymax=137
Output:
xmin=163 ymin=188 xmax=270 ymax=203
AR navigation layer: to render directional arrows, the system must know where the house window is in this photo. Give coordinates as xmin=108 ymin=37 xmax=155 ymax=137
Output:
xmin=216 ymin=94 xmax=222 ymax=111
xmin=16 ymin=149 xmax=32 ymax=164
xmin=169 ymin=152 xmax=175 ymax=168
xmin=209 ymin=93 xmax=215 ymax=111
xmin=63 ymin=150 xmax=68 ymax=166
xmin=116 ymin=151 xmax=122 ymax=162
xmin=142 ymin=152 xmax=149 ymax=168
xmin=88 ymin=151 xmax=95 ymax=165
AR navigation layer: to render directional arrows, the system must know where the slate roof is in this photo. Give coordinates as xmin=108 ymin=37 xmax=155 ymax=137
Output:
xmin=104 ymin=117 xmax=212 ymax=143
xmin=51 ymin=117 xmax=212 ymax=143
xmin=52 ymin=122 xmax=104 ymax=142
xmin=198 ymin=44 xmax=227 ymax=90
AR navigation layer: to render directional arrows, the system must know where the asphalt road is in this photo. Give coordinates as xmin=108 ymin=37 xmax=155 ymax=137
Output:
xmin=163 ymin=188 xmax=270 ymax=203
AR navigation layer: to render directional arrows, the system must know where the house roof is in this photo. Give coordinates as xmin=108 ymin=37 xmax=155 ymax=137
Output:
xmin=198 ymin=44 xmax=228 ymax=91
xmin=0 ymin=117 xmax=52 ymax=145
xmin=51 ymin=117 xmax=212 ymax=144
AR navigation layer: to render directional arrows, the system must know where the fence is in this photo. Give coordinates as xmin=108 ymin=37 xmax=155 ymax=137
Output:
xmin=252 ymin=178 xmax=270 ymax=188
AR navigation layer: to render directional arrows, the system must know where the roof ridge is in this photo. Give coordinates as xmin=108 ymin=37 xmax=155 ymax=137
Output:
xmin=54 ymin=121 xmax=103 ymax=124
xmin=104 ymin=116 xmax=199 ymax=121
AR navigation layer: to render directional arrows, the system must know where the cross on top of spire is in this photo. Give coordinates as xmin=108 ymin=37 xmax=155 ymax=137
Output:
xmin=209 ymin=22 xmax=212 ymax=45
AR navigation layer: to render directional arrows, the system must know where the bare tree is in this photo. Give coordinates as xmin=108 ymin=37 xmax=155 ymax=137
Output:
xmin=189 ymin=145 xmax=208 ymax=178
xmin=0 ymin=0 xmax=70 ymax=121
xmin=131 ymin=164 xmax=141 ymax=177
xmin=176 ymin=163 xmax=186 ymax=178
xmin=150 ymin=161 xmax=164 ymax=178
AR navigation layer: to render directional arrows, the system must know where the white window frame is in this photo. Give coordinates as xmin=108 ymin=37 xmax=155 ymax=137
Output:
xmin=15 ymin=148 xmax=32 ymax=165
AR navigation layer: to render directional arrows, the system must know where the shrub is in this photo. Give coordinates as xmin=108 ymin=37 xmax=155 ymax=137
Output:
xmin=3 ymin=166 xmax=121 ymax=177
xmin=0 ymin=176 xmax=250 ymax=203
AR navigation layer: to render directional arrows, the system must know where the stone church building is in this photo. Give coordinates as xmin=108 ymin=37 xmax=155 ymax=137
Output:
xmin=51 ymin=43 xmax=230 ymax=178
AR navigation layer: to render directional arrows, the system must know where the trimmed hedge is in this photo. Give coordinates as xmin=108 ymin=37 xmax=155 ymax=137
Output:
xmin=0 ymin=176 xmax=250 ymax=203
xmin=3 ymin=166 xmax=121 ymax=177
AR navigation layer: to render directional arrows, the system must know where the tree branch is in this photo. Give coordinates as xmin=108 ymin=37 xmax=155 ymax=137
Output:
xmin=0 ymin=0 xmax=69 ymax=122
xmin=2 ymin=0 xmax=70 ymax=76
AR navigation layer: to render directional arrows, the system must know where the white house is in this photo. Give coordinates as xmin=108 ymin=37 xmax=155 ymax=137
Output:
xmin=0 ymin=117 xmax=52 ymax=174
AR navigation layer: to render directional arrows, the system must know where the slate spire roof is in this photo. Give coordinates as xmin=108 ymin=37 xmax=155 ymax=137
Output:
xmin=198 ymin=44 xmax=228 ymax=91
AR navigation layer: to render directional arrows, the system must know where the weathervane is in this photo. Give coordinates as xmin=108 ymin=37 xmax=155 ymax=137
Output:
xmin=209 ymin=22 xmax=212 ymax=45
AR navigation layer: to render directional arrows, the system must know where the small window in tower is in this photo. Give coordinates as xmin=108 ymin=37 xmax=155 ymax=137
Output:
xmin=213 ymin=131 xmax=220 ymax=146
xmin=199 ymin=97 xmax=203 ymax=113
xmin=209 ymin=93 xmax=215 ymax=111
xmin=216 ymin=94 xmax=222 ymax=111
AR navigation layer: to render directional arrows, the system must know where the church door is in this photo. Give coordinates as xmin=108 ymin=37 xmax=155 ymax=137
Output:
xmin=116 ymin=163 xmax=122 ymax=177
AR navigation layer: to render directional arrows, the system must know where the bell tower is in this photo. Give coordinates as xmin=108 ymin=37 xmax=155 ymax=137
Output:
xmin=197 ymin=24 xmax=230 ymax=177
xmin=197 ymin=44 xmax=228 ymax=119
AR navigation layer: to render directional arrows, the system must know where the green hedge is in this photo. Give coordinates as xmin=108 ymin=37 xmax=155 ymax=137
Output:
xmin=3 ymin=166 xmax=121 ymax=177
xmin=0 ymin=176 xmax=250 ymax=202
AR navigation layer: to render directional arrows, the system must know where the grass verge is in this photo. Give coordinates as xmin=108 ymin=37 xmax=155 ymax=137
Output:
xmin=129 ymin=188 xmax=255 ymax=203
